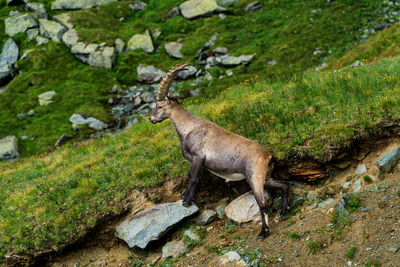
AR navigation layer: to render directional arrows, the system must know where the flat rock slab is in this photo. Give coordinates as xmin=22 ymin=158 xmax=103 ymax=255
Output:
xmin=0 ymin=136 xmax=19 ymax=161
xmin=180 ymin=0 xmax=226 ymax=20
xmin=376 ymin=147 xmax=400 ymax=173
xmin=115 ymin=200 xmax=199 ymax=249
xmin=5 ymin=13 xmax=38 ymax=36
xmin=225 ymin=191 xmax=271 ymax=224
xmin=215 ymin=54 xmax=254 ymax=67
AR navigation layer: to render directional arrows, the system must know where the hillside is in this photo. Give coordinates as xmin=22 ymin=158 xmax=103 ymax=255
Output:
xmin=1 ymin=0 xmax=400 ymax=266
xmin=1 ymin=0 xmax=400 ymax=157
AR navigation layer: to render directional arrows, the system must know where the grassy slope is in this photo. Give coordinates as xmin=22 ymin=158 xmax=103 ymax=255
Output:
xmin=1 ymin=56 xmax=400 ymax=259
xmin=1 ymin=0 xmax=398 ymax=157
xmin=328 ymin=21 xmax=400 ymax=69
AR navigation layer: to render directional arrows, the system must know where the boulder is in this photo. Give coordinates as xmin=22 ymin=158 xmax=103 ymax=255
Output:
xmin=86 ymin=117 xmax=108 ymax=130
xmin=194 ymin=210 xmax=217 ymax=225
xmin=51 ymin=0 xmax=118 ymax=10
xmin=376 ymin=147 xmax=400 ymax=173
xmin=1 ymin=38 xmax=19 ymax=67
xmin=88 ymin=46 xmax=116 ymax=69
xmin=53 ymin=13 xmax=74 ymax=29
xmin=38 ymin=91 xmax=56 ymax=105
xmin=129 ymin=0 xmax=147 ymax=12
xmin=177 ymin=65 xmax=197 ymax=80
xmin=179 ymin=0 xmax=226 ymax=20
xmin=115 ymin=38 xmax=125 ymax=54
xmin=137 ymin=64 xmax=166 ymax=83
xmin=115 ymin=200 xmax=199 ymax=249
xmin=244 ymin=1 xmax=262 ymax=11
xmin=62 ymin=29 xmax=79 ymax=48
xmin=225 ymin=191 xmax=271 ymax=224
xmin=215 ymin=54 xmax=254 ymax=67
xmin=39 ymin=19 xmax=67 ymax=42
xmin=0 ymin=136 xmax=19 ymax=161
xmin=162 ymin=240 xmax=186 ymax=258
xmin=69 ymin=113 xmax=87 ymax=124
xmin=216 ymin=0 xmax=237 ymax=6
xmin=5 ymin=14 xmax=38 ymax=36
xmin=26 ymin=2 xmax=48 ymax=19
xmin=126 ymin=30 xmax=154 ymax=53
xmin=165 ymin=42 xmax=183 ymax=59
xmin=208 ymin=251 xmax=246 ymax=267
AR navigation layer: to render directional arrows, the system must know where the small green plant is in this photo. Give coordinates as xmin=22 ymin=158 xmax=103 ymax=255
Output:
xmin=346 ymin=246 xmax=357 ymax=259
xmin=347 ymin=195 xmax=362 ymax=212
xmin=397 ymin=191 xmax=400 ymax=197
xmin=363 ymin=175 xmax=373 ymax=183
xmin=378 ymin=170 xmax=384 ymax=179
xmin=365 ymin=258 xmax=380 ymax=267
xmin=195 ymin=226 xmax=206 ymax=240
xmin=157 ymin=259 xmax=174 ymax=267
xmin=377 ymin=200 xmax=386 ymax=208
xmin=307 ymin=241 xmax=321 ymax=254
xmin=127 ymin=255 xmax=143 ymax=267
xmin=182 ymin=235 xmax=200 ymax=251
xmin=225 ymin=220 xmax=238 ymax=234
xmin=288 ymin=232 xmax=301 ymax=239
xmin=266 ymin=257 xmax=277 ymax=263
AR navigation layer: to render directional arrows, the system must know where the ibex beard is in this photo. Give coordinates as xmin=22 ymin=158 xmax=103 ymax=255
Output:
xmin=149 ymin=63 xmax=290 ymax=239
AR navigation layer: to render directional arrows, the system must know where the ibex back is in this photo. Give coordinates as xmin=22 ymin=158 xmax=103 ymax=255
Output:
xmin=149 ymin=63 xmax=289 ymax=239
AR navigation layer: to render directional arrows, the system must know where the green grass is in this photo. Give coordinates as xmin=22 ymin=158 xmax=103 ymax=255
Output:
xmin=347 ymin=196 xmax=362 ymax=212
xmin=363 ymin=175 xmax=373 ymax=183
xmin=346 ymin=246 xmax=357 ymax=259
xmin=287 ymin=232 xmax=301 ymax=239
xmin=2 ymin=56 xmax=400 ymax=260
xmin=307 ymin=241 xmax=321 ymax=254
xmin=365 ymin=259 xmax=380 ymax=267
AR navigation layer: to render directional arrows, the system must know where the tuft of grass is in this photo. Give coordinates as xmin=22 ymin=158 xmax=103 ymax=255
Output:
xmin=307 ymin=241 xmax=322 ymax=254
xmin=347 ymin=196 xmax=362 ymax=212
xmin=397 ymin=191 xmax=400 ymax=197
xmin=377 ymin=200 xmax=386 ymax=208
xmin=363 ymin=175 xmax=373 ymax=183
xmin=225 ymin=220 xmax=238 ymax=234
xmin=287 ymin=232 xmax=301 ymax=239
xmin=365 ymin=259 xmax=380 ymax=267
xmin=346 ymin=246 xmax=357 ymax=259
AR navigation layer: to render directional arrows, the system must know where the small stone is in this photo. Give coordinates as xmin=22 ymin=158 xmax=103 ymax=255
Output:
xmin=226 ymin=69 xmax=233 ymax=76
xmin=216 ymin=0 xmax=237 ymax=7
xmin=352 ymin=179 xmax=362 ymax=192
xmin=126 ymin=30 xmax=154 ymax=53
xmin=225 ymin=191 xmax=271 ymax=223
xmin=39 ymin=19 xmax=67 ymax=42
xmin=355 ymin=164 xmax=367 ymax=175
xmin=267 ymin=60 xmax=277 ymax=66
xmin=194 ymin=210 xmax=217 ymax=225
xmin=38 ymin=91 xmax=56 ymax=105
xmin=17 ymin=113 xmax=25 ymax=120
xmin=210 ymin=251 xmax=246 ymax=267
xmin=318 ymin=199 xmax=334 ymax=208
xmin=53 ymin=13 xmax=74 ymax=29
xmin=21 ymin=135 xmax=28 ymax=140
xmin=86 ymin=117 xmax=108 ymax=130
xmin=213 ymin=47 xmax=228 ymax=56
xmin=162 ymin=240 xmax=186 ymax=258
xmin=27 ymin=28 xmax=39 ymax=41
xmin=179 ymin=0 xmax=226 ymax=20
xmin=216 ymin=205 xmax=226 ymax=219
xmin=177 ymin=65 xmax=197 ymax=80
xmin=343 ymin=182 xmax=351 ymax=189
xmin=27 ymin=110 xmax=34 ymax=116
xmin=36 ymin=36 xmax=49 ymax=46
xmin=307 ymin=193 xmax=317 ymax=202
xmin=69 ymin=113 xmax=87 ymax=125
xmin=129 ymin=0 xmax=147 ymax=12
xmin=361 ymin=206 xmax=369 ymax=212
xmin=165 ymin=42 xmax=183 ymax=59
xmin=218 ymin=13 xmax=227 ymax=19
xmin=115 ymin=38 xmax=125 ymax=54
xmin=0 ymin=135 xmax=19 ymax=161
xmin=62 ymin=28 xmax=79 ymax=48
xmin=183 ymin=229 xmax=200 ymax=241
xmin=137 ymin=64 xmax=165 ymax=83
xmin=244 ymin=1 xmax=262 ymax=11
xmin=376 ymin=148 xmax=400 ymax=173
xmin=163 ymin=7 xmax=181 ymax=21
xmin=26 ymin=2 xmax=48 ymax=19
xmin=206 ymin=226 xmax=213 ymax=232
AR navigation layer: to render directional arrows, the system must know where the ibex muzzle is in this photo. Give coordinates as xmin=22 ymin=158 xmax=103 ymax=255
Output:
xmin=149 ymin=63 xmax=290 ymax=239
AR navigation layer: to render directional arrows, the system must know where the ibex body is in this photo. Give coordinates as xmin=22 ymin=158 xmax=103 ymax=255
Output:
xmin=149 ymin=63 xmax=289 ymax=239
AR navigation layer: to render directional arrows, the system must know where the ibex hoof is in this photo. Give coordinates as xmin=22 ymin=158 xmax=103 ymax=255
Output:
xmin=257 ymin=229 xmax=270 ymax=239
xmin=182 ymin=200 xmax=192 ymax=207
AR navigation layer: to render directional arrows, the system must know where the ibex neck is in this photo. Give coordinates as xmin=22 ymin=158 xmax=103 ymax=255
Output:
xmin=169 ymin=104 xmax=198 ymax=141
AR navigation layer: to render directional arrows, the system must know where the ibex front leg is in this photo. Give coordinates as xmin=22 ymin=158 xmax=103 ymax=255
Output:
xmin=182 ymin=156 xmax=204 ymax=207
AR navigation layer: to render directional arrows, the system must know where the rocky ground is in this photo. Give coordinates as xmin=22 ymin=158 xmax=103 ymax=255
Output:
xmin=42 ymin=137 xmax=400 ymax=267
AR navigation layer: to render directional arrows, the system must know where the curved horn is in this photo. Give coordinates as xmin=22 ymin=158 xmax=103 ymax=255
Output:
xmin=157 ymin=62 xmax=192 ymax=101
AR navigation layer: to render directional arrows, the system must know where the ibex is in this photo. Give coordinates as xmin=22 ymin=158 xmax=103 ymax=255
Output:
xmin=149 ymin=63 xmax=289 ymax=239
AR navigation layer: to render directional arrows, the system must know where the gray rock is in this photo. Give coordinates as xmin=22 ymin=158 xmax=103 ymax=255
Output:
xmin=194 ymin=210 xmax=217 ymax=225
xmin=137 ymin=64 xmax=166 ymax=83
xmin=71 ymin=42 xmax=98 ymax=64
xmin=164 ymin=7 xmax=181 ymax=21
xmin=179 ymin=0 xmax=226 ymax=20
xmin=196 ymin=33 xmax=217 ymax=59
xmin=27 ymin=28 xmax=39 ymax=41
xmin=69 ymin=113 xmax=87 ymax=124
xmin=162 ymin=240 xmax=186 ymax=258
xmin=211 ymin=251 xmax=246 ymax=267
xmin=27 ymin=110 xmax=34 ymax=117
xmin=177 ymin=65 xmax=197 ymax=80
xmin=38 ymin=91 xmax=56 ymax=105
xmin=343 ymin=182 xmax=351 ymax=189
xmin=225 ymin=191 xmax=271 ymax=224
xmin=351 ymin=60 xmax=363 ymax=69
xmin=62 ymin=29 xmax=79 ymax=48
xmin=215 ymin=54 xmax=254 ymax=67
xmin=140 ymin=92 xmax=155 ymax=103
xmin=213 ymin=47 xmax=228 ymax=56
xmin=39 ymin=19 xmax=67 ymax=42
xmin=130 ymin=0 xmax=147 ymax=12
xmin=267 ymin=60 xmax=277 ymax=66
xmin=0 ymin=136 xmax=19 ymax=161
xmin=376 ymin=148 xmax=400 ymax=173
xmin=115 ymin=38 xmax=125 ymax=54
xmin=126 ymin=30 xmax=154 ymax=53
xmin=151 ymin=29 xmax=162 ymax=40
xmin=244 ymin=1 xmax=262 ymax=11
xmin=355 ymin=164 xmax=366 ymax=175
xmin=318 ymin=198 xmax=334 ymax=208
xmin=36 ymin=36 xmax=49 ymax=46
xmin=53 ymin=13 xmax=74 ymax=29
xmin=55 ymin=135 xmax=71 ymax=147
xmin=216 ymin=0 xmax=237 ymax=7
xmin=352 ymin=179 xmax=362 ymax=192
xmin=115 ymin=200 xmax=199 ymax=249
xmin=51 ymin=0 xmax=118 ymax=10
xmin=307 ymin=193 xmax=317 ymax=202
xmin=334 ymin=197 xmax=350 ymax=217
xmin=26 ymin=2 xmax=48 ymax=19
xmin=17 ymin=113 xmax=25 ymax=120
xmin=86 ymin=117 xmax=108 ymax=130
xmin=183 ymin=229 xmax=200 ymax=241
xmin=5 ymin=13 xmax=38 ymax=36
xmin=88 ymin=47 xmax=116 ymax=69
xmin=218 ymin=13 xmax=227 ymax=19
xmin=165 ymin=42 xmax=183 ymax=59
xmin=1 ymin=38 xmax=19 ymax=67
xmin=216 ymin=205 xmax=226 ymax=219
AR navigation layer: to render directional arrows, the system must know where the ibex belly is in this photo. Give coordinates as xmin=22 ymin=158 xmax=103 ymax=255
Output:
xmin=208 ymin=170 xmax=246 ymax=182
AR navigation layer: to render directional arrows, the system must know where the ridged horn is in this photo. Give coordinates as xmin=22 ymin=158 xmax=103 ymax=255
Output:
xmin=157 ymin=62 xmax=192 ymax=101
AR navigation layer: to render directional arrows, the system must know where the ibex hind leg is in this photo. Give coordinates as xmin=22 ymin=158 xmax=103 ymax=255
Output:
xmin=265 ymin=179 xmax=290 ymax=217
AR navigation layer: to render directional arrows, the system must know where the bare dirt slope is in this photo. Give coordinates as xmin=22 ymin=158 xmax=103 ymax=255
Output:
xmin=46 ymin=138 xmax=400 ymax=267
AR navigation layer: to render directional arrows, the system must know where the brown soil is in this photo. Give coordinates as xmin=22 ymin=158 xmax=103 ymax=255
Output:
xmin=43 ymin=138 xmax=400 ymax=266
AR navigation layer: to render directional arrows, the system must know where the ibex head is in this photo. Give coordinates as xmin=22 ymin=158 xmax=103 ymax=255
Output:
xmin=149 ymin=63 xmax=191 ymax=124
